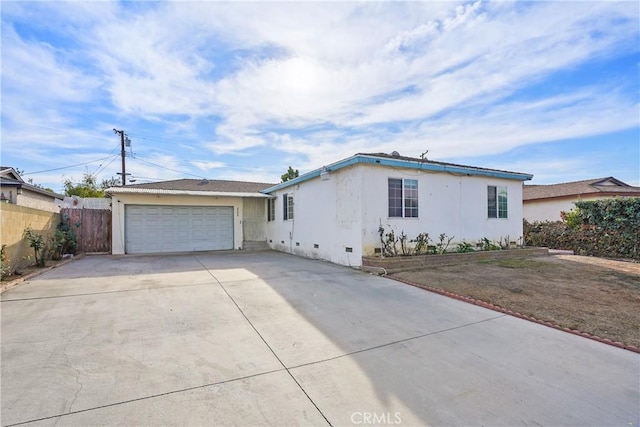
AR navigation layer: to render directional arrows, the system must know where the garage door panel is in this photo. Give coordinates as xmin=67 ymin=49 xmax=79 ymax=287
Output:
xmin=125 ymin=205 xmax=234 ymax=254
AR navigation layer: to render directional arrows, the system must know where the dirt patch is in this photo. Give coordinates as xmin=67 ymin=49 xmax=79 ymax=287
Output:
xmin=392 ymin=255 xmax=640 ymax=349
xmin=1 ymin=259 xmax=67 ymax=282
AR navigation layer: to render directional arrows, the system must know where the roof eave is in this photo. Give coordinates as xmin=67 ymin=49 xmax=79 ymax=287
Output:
xmin=524 ymin=191 xmax=640 ymax=202
xmin=262 ymin=154 xmax=532 ymax=193
xmin=1 ymin=180 xmax=64 ymax=199
xmin=106 ymin=188 xmax=271 ymax=198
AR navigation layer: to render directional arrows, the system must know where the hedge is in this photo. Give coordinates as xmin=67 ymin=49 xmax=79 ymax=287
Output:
xmin=524 ymin=198 xmax=640 ymax=260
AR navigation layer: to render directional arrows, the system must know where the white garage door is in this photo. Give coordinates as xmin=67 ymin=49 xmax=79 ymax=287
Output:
xmin=125 ymin=205 xmax=234 ymax=254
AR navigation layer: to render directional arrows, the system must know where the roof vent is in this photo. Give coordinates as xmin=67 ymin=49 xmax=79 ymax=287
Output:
xmin=198 ymin=179 xmax=210 ymax=185
xmin=391 ymin=151 xmax=400 ymax=157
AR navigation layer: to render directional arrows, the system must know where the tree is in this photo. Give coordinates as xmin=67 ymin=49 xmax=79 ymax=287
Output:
xmin=281 ymin=166 xmax=299 ymax=183
xmin=100 ymin=177 xmax=121 ymax=189
xmin=63 ymin=173 xmax=104 ymax=198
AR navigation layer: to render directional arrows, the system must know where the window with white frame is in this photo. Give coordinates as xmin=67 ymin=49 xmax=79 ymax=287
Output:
xmin=283 ymin=193 xmax=294 ymax=220
xmin=267 ymin=198 xmax=276 ymax=221
xmin=388 ymin=178 xmax=418 ymax=218
xmin=488 ymin=186 xmax=508 ymax=219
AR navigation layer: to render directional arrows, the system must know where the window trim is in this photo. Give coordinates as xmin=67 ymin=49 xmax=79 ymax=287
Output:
xmin=267 ymin=198 xmax=276 ymax=221
xmin=388 ymin=178 xmax=419 ymax=218
xmin=283 ymin=193 xmax=294 ymax=220
xmin=487 ymin=185 xmax=508 ymax=219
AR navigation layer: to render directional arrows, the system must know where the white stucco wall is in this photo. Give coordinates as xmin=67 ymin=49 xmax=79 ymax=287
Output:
xmin=111 ymin=193 xmax=246 ymax=254
xmin=266 ymin=164 xmax=526 ymax=267
xmin=523 ymin=195 xmax=618 ymax=222
xmin=359 ymin=165 xmax=525 ymax=255
xmin=265 ymin=167 xmax=364 ymax=266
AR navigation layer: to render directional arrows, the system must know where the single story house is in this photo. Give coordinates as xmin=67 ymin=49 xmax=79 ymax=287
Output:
xmin=109 ymin=153 xmax=533 ymax=267
xmin=0 ymin=167 xmax=64 ymax=213
xmin=523 ymin=177 xmax=640 ymax=222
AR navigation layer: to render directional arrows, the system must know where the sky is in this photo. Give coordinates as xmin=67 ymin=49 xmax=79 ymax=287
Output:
xmin=1 ymin=1 xmax=639 ymax=193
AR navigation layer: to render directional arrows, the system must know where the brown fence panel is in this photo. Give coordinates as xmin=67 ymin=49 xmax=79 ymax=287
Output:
xmin=61 ymin=208 xmax=111 ymax=253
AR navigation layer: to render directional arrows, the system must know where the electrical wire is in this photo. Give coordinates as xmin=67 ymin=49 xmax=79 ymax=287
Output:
xmin=131 ymin=156 xmax=207 ymax=179
xmin=92 ymin=143 xmax=123 ymax=176
xmin=94 ymin=154 xmax=120 ymax=177
xmin=132 ymin=151 xmax=281 ymax=173
xmin=126 ymin=133 xmax=283 ymax=172
xmin=23 ymin=155 xmax=118 ymax=175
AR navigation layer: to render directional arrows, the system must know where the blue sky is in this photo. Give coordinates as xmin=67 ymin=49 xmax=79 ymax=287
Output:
xmin=1 ymin=1 xmax=639 ymax=193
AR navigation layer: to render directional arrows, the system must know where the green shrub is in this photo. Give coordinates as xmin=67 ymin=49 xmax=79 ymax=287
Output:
xmin=1 ymin=244 xmax=10 ymax=279
xmin=412 ymin=233 xmax=432 ymax=255
xmin=479 ymin=237 xmax=501 ymax=251
xmin=24 ymin=227 xmax=46 ymax=267
xmin=524 ymin=197 xmax=640 ymax=260
xmin=456 ymin=241 xmax=475 ymax=253
xmin=561 ymin=209 xmax=583 ymax=229
xmin=56 ymin=218 xmax=78 ymax=255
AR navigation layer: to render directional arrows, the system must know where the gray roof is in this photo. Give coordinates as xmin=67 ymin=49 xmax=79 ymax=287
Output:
xmin=523 ymin=177 xmax=640 ymax=201
xmin=0 ymin=167 xmax=64 ymax=199
xmin=108 ymin=179 xmax=275 ymax=196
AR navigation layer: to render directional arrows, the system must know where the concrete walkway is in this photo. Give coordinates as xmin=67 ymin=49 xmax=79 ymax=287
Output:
xmin=1 ymin=252 xmax=638 ymax=426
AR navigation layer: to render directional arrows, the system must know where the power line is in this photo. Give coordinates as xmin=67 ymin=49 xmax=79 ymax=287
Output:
xmin=94 ymin=155 xmax=120 ymax=177
xmin=132 ymin=152 xmax=282 ymax=173
xmin=92 ymin=143 xmax=122 ymax=176
xmin=131 ymin=156 xmax=207 ymax=179
xmin=24 ymin=156 xmax=118 ymax=175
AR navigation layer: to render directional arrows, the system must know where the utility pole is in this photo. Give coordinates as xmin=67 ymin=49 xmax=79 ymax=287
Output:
xmin=113 ymin=129 xmax=127 ymax=186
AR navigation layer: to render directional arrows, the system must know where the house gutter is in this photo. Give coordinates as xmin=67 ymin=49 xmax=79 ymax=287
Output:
xmin=263 ymin=154 xmax=533 ymax=193
xmin=106 ymin=188 xmax=270 ymax=198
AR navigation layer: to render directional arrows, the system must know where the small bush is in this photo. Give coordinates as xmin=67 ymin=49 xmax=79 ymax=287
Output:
xmin=1 ymin=244 xmax=10 ymax=279
xmin=456 ymin=242 xmax=475 ymax=253
xmin=413 ymin=233 xmax=432 ymax=255
xmin=24 ymin=227 xmax=46 ymax=267
xmin=479 ymin=237 xmax=501 ymax=251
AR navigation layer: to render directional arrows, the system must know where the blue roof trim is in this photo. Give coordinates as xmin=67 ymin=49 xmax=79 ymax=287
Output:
xmin=262 ymin=155 xmax=533 ymax=193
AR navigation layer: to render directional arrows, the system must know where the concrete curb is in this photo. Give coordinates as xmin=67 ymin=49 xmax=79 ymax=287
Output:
xmin=0 ymin=253 xmax=85 ymax=294
xmin=389 ymin=275 xmax=640 ymax=354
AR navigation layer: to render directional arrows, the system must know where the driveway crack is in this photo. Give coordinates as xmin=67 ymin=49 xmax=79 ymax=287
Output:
xmin=62 ymin=343 xmax=83 ymax=413
xmin=194 ymin=255 xmax=333 ymax=427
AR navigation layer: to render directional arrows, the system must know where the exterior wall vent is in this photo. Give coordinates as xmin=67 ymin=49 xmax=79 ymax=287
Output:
xmin=345 ymin=247 xmax=353 ymax=253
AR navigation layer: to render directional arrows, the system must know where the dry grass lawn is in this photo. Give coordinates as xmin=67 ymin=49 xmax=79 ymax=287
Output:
xmin=393 ymin=255 xmax=640 ymax=349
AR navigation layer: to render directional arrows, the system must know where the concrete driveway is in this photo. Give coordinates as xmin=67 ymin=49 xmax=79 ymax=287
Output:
xmin=1 ymin=251 xmax=638 ymax=426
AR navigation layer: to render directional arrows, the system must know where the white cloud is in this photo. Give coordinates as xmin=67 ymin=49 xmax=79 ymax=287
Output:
xmin=1 ymin=1 xmax=638 ymax=190
xmin=191 ymin=161 xmax=226 ymax=171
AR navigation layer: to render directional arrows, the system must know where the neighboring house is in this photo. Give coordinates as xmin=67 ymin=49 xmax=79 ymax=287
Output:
xmin=109 ymin=152 xmax=533 ymax=267
xmin=0 ymin=167 xmax=64 ymax=213
xmin=108 ymin=179 xmax=274 ymax=254
xmin=523 ymin=177 xmax=640 ymax=222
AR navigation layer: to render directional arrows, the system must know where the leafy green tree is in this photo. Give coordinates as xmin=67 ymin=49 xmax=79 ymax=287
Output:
xmin=64 ymin=173 xmax=104 ymax=198
xmin=281 ymin=166 xmax=299 ymax=183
